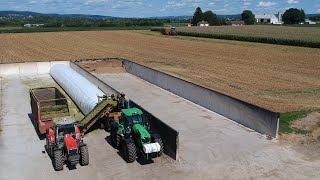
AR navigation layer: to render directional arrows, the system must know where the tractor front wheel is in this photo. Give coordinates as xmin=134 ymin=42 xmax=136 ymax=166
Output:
xmin=53 ymin=150 xmax=64 ymax=171
xmin=111 ymin=124 xmax=120 ymax=149
xmin=122 ymin=141 xmax=136 ymax=163
xmin=80 ymin=145 xmax=89 ymax=166
xmin=155 ymin=137 xmax=164 ymax=157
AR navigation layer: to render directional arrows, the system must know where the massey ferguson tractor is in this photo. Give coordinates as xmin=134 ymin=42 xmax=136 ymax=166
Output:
xmin=45 ymin=117 xmax=89 ymax=171
xmin=110 ymin=107 xmax=164 ymax=163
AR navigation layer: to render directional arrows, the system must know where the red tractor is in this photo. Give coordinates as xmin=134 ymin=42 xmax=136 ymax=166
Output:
xmin=45 ymin=117 xmax=89 ymax=171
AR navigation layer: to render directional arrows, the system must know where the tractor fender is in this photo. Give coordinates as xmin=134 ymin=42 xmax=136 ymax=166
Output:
xmin=151 ymin=133 xmax=161 ymax=140
xmin=111 ymin=122 xmax=119 ymax=129
xmin=78 ymin=141 xmax=87 ymax=147
xmin=53 ymin=146 xmax=63 ymax=151
xmin=124 ymin=138 xmax=134 ymax=144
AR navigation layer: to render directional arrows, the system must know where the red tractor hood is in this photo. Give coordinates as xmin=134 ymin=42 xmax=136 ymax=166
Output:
xmin=64 ymin=134 xmax=78 ymax=150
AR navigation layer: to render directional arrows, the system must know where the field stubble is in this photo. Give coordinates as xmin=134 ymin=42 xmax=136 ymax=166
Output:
xmin=0 ymin=30 xmax=320 ymax=112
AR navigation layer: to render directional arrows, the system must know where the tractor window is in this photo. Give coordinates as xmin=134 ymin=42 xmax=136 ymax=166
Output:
xmin=127 ymin=115 xmax=142 ymax=125
xmin=57 ymin=123 xmax=76 ymax=143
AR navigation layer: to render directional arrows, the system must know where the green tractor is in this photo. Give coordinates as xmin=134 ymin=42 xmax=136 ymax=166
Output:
xmin=110 ymin=107 xmax=164 ymax=162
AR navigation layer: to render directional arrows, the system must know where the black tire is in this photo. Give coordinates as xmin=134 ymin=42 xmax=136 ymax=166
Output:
xmin=80 ymin=145 xmax=89 ymax=166
xmin=111 ymin=125 xmax=120 ymax=149
xmin=122 ymin=141 xmax=136 ymax=163
xmin=53 ymin=150 xmax=64 ymax=171
xmin=154 ymin=137 xmax=164 ymax=157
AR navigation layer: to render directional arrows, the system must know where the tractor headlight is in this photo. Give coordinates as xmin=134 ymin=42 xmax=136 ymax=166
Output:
xmin=126 ymin=127 xmax=131 ymax=134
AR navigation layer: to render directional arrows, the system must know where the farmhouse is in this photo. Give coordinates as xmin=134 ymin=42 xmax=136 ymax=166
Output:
xmin=255 ymin=14 xmax=282 ymax=24
xmin=226 ymin=20 xmax=245 ymax=26
xmin=305 ymin=19 xmax=316 ymax=25
xmin=197 ymin=21 xmax=209 ymax=27
xmin=24 ymin=23 xmax=44 ymax=28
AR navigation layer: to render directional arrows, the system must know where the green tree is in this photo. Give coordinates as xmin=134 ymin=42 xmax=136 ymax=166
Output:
xmin=203 ymin=10 xmax=219 ymax=25
xmin=241 ymin=10 xmax=255 ymax=25
xmin=192 ymin=7 xmax=203 ymax=25
xmin=282 ymin=8 xmax=305 ymax=24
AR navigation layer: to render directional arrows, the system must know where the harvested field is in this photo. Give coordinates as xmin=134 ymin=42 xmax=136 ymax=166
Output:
xmin=0 ymin=30 xmax=320 ymax=112
xmin=177 ymin=25 xmax=320 ymax=43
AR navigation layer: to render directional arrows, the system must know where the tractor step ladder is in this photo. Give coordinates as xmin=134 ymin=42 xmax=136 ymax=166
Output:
xmin=78 ymin=99 xmax=118 ymax=134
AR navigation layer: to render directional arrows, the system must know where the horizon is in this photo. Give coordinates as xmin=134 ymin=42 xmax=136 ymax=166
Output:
xmin=0 ymin=0 xmax=319 ymax=18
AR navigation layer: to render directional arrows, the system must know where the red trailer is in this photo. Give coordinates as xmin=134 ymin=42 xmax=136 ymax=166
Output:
xmin=30 ymin=87 xmax=70 ymax=135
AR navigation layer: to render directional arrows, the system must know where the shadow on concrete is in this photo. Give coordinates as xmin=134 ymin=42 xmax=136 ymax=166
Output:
xmin=28 ymin=113 xmax=45 ymax=140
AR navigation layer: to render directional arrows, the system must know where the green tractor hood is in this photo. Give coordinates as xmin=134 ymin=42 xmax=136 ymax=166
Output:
xmin=132 ymin=124 xmax=150 ymax=144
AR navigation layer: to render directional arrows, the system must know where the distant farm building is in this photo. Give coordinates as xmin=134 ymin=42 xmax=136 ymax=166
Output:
xmin=197 ymin=21 xmax=209 ymax=27
xmin=226 ymin=21 xmax=245 ymax=26
xmin=305 ymin=19 xmax=316 ymax=25
xmin=255 ymin=12 xmax=283 ymax=24
xmin=24 ymin=24 xmax=44 ymax=28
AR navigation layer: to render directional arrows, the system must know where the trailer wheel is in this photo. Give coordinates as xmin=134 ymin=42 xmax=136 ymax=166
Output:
xmin=122 ymin=141 xmax=136 ymax=163
xmin=155 ymin=137 xmax=164 ymax=157
xmin=53 ymin=150 xmax=64 ymax=171
xmin=80 ymin=145 xmax=89 ymax=166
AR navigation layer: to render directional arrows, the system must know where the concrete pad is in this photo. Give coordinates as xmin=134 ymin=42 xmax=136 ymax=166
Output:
xmin=0 ymin=74 xmax=177 ymax=180
xmin=93 ymin=72 xmax=320 ymax=179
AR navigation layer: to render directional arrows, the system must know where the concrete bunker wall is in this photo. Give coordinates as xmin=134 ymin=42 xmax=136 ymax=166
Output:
xmin=0 ymin=61 xmax=70 ymax=76
xmin=122 ymin=59 xmax=279 ymax=138
xmin=71 ymin=62 xmax=179 ymax=160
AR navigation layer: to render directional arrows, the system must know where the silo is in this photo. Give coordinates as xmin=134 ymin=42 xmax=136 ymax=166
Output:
xmin=50 ymin=64 xmax=104 ymax=115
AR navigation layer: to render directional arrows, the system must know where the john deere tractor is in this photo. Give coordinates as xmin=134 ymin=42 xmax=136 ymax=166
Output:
xmin=110 ymin=107 xmax=164 ymax=163
xmin=45 ymin=117 xmax=89 ymax=171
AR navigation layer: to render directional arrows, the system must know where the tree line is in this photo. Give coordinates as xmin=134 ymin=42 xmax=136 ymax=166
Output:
xmin=0 ymin=16 xmax=164 ymax=27
xmin=192 ymin=7 xmax=226 ymax=26
xmin=192 ymin=7 xmax=308 ymax=25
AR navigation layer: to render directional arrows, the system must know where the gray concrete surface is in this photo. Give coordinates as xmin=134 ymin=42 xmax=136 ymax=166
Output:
xmin=93 ymin=72 xmax=320 ymax=179
xmin=0 ymin=75 xmax=177 ymax=180
xmin=123 ymin=60 xmax=279 ymax=137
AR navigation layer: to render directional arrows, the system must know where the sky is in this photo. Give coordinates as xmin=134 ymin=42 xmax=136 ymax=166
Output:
xmin=0 ymin=0 xmax=319 ymax=17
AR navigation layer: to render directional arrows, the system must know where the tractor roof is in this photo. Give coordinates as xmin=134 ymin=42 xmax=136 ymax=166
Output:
xmin=121 ymin=108 xmax=143 ymax=116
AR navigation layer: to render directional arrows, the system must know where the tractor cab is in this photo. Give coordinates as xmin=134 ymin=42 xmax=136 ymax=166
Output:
xmin=52 ymin=116 xmax=80 ymax=145
xmin=120 ymin=108 xmax=144 ymax=127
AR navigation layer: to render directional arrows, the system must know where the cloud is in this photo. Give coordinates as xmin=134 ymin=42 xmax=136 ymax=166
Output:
xmin=257 ymin=1 xmax=276 ymax=7
xmin=317 ymin=8 xmax=320 ymax=13
xmin=287 ymin=0 xmax=299 ymax=4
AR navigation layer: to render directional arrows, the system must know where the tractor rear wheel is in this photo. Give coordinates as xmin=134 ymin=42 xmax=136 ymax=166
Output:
xmin=155 ymin=137 xmax=164 ymax=156
xmin=122 ymin=141 xmax=136 ymax=163
xmin=53 ymin=150 xmax=64 ymax=171
xmin=80 ymin=145 xmax=89 ymax=166
xmin=111 ymin=124 xmax=120 ymax=149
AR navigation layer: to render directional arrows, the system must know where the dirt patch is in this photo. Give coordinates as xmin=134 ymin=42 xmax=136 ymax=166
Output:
xmin=80 ymin=60 xmax=126 ymax=74
xmin=280 ymin=112 xmax=320 ymax=160
xmin=292 ymin=112 xmax=320 ymax=139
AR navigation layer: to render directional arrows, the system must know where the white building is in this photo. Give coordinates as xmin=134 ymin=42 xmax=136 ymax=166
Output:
xmin=197 ymin=21 xmax=209 ymax=27
xmin=305 ymin=19 xmax=316 ymax=25
xmin=24 ymin=24 xmax=44 ymax=28
xmin=255 ymin=14 xmax=282 ymax=24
